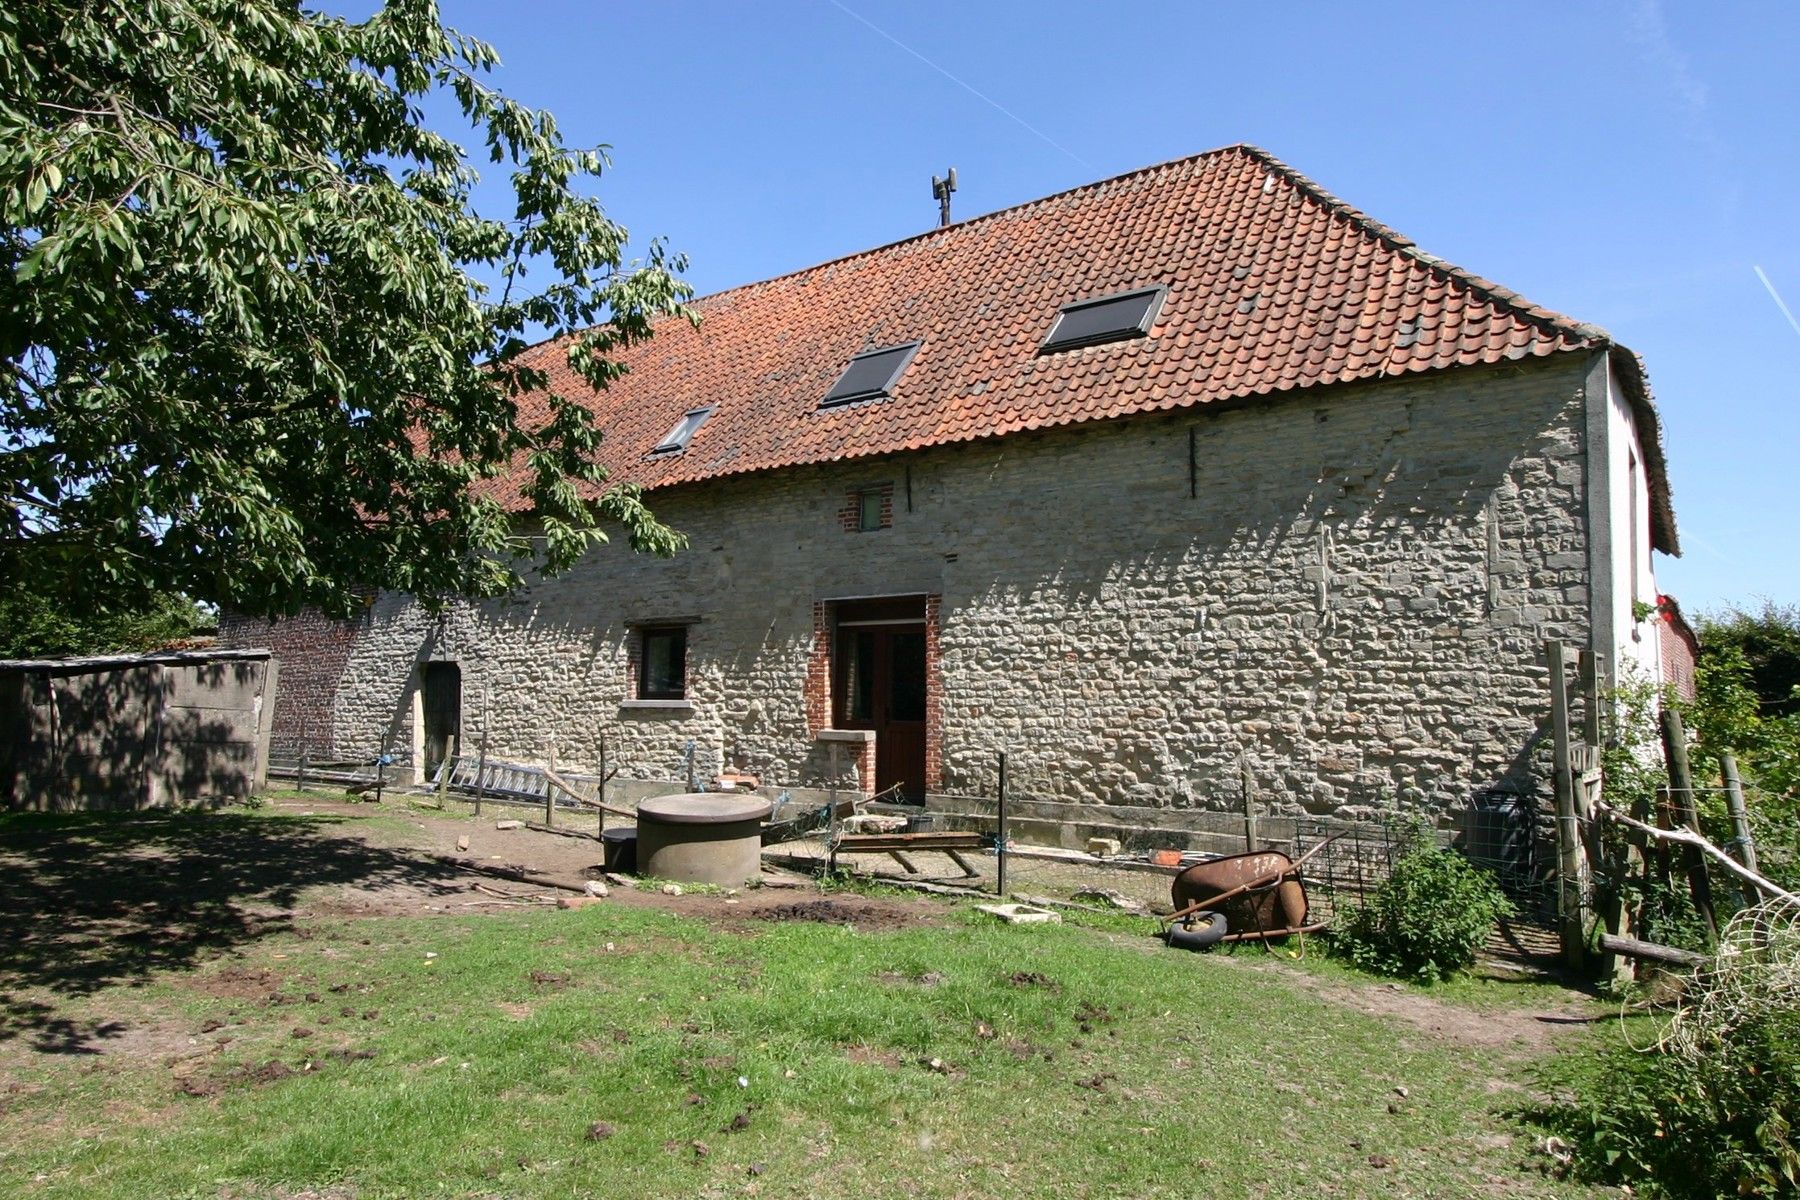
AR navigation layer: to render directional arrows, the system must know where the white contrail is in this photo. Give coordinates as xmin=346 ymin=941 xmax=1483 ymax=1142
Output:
xmin=1755 ymin=265 xmax=1800 ymax=339
xmin=822 ymin=0 xmax=1092 ymax=169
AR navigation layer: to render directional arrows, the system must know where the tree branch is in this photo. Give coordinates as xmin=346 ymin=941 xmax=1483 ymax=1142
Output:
xmin=1596 ymin=802 xmax=1794 ymax=901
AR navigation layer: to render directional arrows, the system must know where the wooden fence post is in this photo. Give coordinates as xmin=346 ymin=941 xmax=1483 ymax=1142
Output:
xmin=1659 ymin=705 xmax=1716 ymax=942
xmin=1656 ymin=705 xmax=1713 ymax=949
xmin=1240 ymin=756 xmax=1258 ymax=852
xmin=1547 ymin=640 xmax=1589 ymax=970
xmin=1720 ymin=751 xmax=1760 ymax=908
xmin=996 ymin=751 xmax=1009 ymax=899
xmin=435 ymin=736 xmax=456 ymax=809
xmin=544 ymin=741 xmax=556 ymax=828
xmin=472 ymin=714 xmax=489 ymax=818
xmin=1578 ymin=649 xmax=1603 ymax=748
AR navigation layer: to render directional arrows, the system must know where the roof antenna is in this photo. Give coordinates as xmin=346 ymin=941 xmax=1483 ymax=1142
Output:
xmin=931 ymin=167 xmax=957 ymax=228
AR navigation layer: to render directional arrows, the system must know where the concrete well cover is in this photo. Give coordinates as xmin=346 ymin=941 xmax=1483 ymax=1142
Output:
xmin=637 ymin=793 xmax=773 ymax=825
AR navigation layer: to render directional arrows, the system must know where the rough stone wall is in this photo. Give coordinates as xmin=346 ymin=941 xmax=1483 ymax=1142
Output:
xmin=288 ymin=355 xmax=1593 ymax=821
xmin=936 ymin=357 xmax=1590 ymax=819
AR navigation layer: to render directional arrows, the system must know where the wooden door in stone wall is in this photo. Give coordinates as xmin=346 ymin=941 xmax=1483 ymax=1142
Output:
xmin=834 ymin=600 xmax=927 ymax=803
xmin=422 ymin=661 xmax=461 ymax=777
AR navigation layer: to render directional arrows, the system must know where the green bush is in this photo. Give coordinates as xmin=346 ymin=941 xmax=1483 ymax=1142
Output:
xmin=1536 ymin=1005 xmax=1800 ymax=1197
xmin=1331 ymin=837 xmax=1513 ymax=981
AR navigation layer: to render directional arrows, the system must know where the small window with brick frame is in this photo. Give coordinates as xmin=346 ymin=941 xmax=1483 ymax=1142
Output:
xmin=843 ymin=483 xmax=893 ymax=532
xmin=636 ymin=625 xmax=688 ymax=699
xmin=858 ymin=490 xmax=885 ymax=532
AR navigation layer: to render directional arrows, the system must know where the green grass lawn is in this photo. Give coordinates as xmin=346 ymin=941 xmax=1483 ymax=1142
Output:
xmin=0 ymin=806 xmax=1605 ymax=1199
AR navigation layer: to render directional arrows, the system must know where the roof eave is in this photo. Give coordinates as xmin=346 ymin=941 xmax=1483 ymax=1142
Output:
xmin=1603 ymin=344 xmax=1680 ymax=557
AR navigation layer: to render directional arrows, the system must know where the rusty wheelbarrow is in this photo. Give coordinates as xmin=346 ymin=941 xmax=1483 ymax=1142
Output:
xmin=1162 ymin=834 xmax=1343 ymax=950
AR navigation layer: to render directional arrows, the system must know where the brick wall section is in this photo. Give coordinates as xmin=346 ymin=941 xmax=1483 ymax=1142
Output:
xmin=804 ymin=602 xmax=832 ymax=736
xmin=1658 ymin=607 xmax=1698 ymax=702
xmin=217 ymin=608 xmax=361 ymax=759
xmin=308 ymin=356 xmax=1596 ymax=821
xmin=858 ymin=739 xmax=876 ymax=793
xmin=924 ymin=593 xmax=943 ymax=791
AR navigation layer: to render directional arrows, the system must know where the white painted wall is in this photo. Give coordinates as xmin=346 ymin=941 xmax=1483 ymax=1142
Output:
xmin=1604 ymin=358 xmax=1663 ymax=687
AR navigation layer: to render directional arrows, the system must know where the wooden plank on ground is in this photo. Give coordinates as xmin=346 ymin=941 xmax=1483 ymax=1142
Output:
xmin=833 ymin=832 xmax=986 ymax=853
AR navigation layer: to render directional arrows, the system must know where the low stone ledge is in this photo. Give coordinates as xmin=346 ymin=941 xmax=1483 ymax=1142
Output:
xmin=618 ymin=699 xmax=697 ymax=713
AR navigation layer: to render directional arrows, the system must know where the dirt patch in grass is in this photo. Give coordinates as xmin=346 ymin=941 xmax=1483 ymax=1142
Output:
xmin=843 ymin=1044 xmax=903 ymax=1069
xmin=1236 ymin=958 xmax=1597 ymax=1053
xmin=216 ymin=1185 xmax=358 ymax=1200
xmin=192 ymin=965 xmax=284 ymax=1001
xmin=262 ymin=796 xmax=952 ymax=933
xmin=0 ymin=1000 xmax=209 ymax=1073
xmin=751 ymin=899 xmax=923 ymax=931
xmin=174 ymin=1057 xmax=302 ymax=1100
xmin=1006 ymin=970 xmax=1061 ymax=992
xmin=875 ymin=968 xmax=947 ymax=988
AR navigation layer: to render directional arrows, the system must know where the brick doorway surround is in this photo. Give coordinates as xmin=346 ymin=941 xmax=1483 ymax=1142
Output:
xmin=805 ymin=594 xmax=942 ymax=796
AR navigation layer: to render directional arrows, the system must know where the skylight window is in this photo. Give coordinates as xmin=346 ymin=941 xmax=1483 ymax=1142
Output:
xmin=652 ymin=406 xmax=713 ymax=454
xmin=1040 ymin=286 xmax=1168 ymax=353
xmin=820 ymin=342 xmax=922 ymax=408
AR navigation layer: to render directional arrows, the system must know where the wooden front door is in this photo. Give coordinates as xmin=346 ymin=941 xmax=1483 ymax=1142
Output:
xmin=421 ymin=661 xmax=461 ymax=777
xmin=835 ymin=600 xmax=927 ymax=803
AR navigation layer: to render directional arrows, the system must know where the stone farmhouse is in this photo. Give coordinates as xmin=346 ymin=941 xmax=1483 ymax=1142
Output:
xmin=225 ymin=144 xmax=1682 ymax=838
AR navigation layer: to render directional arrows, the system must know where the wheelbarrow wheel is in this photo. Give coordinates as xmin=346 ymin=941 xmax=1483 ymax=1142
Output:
xmin=1165 ymin=910 xmax=1229 ymax=951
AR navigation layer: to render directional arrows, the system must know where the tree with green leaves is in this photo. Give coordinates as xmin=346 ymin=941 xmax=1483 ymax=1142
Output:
xmin=1701 ymin=602 xmax=1800 ymax=719
xmin=1 ymin=0 xmax=690 ymax=623
xmin=0 ymin=585 xmax=209 ymax=659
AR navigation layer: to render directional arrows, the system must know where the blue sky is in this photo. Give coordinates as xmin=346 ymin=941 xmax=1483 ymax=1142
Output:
xmin=433 ymin=0 xmax=1798 ymax=615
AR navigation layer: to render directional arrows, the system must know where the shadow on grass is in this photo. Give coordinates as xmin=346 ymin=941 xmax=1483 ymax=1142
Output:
xmin=0 ymin=808 xmax=467 ymax=1053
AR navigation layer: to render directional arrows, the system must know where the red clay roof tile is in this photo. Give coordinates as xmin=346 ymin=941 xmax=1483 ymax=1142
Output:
xmin=490 ymin=144 xmax=1677 ymax=552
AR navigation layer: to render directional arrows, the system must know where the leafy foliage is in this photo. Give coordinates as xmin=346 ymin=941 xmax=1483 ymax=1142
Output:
xmin=1588 ymin=671 xmax=1720 ymax=952
xmin=1597 ymin=643 xmax=1800 ymax=904
xmin=1 ymin=0 xmax=691 ymax=619
xmin=1538 ymin=1020 xmax=1800 ymax=1198
xmin=1331 ymin=834 xmax=1513 ymax=981
xmin=1702 ymin=602 xmax=1800 ymax=719
xmin=0 ymin=584 xmax=208 ymax=658
xmin=1534 ymin=901 xmax=1800 ymax=1198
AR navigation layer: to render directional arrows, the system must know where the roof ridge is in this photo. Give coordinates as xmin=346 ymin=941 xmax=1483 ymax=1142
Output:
xmin=1235 ymin=145 xmax=1612 ymax=348
xmin=507 ymin=145 xmax=1264 ymax=362
xmin=678 ymin=143 xmax=1265 ymax=311
xmin=519 ymin=144 xmax=1610 ymax=362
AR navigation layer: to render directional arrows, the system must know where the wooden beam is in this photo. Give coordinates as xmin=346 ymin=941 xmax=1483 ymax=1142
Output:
xmin=944 ymin=848 xmax=981 ymax=878
xmin=1597 ymin=933 xmax=1708 ymax=969
xmin=543 ymin=764 xmax=637 ymax=820
xmin=833 ymin=832 xmax=987 ymax=852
